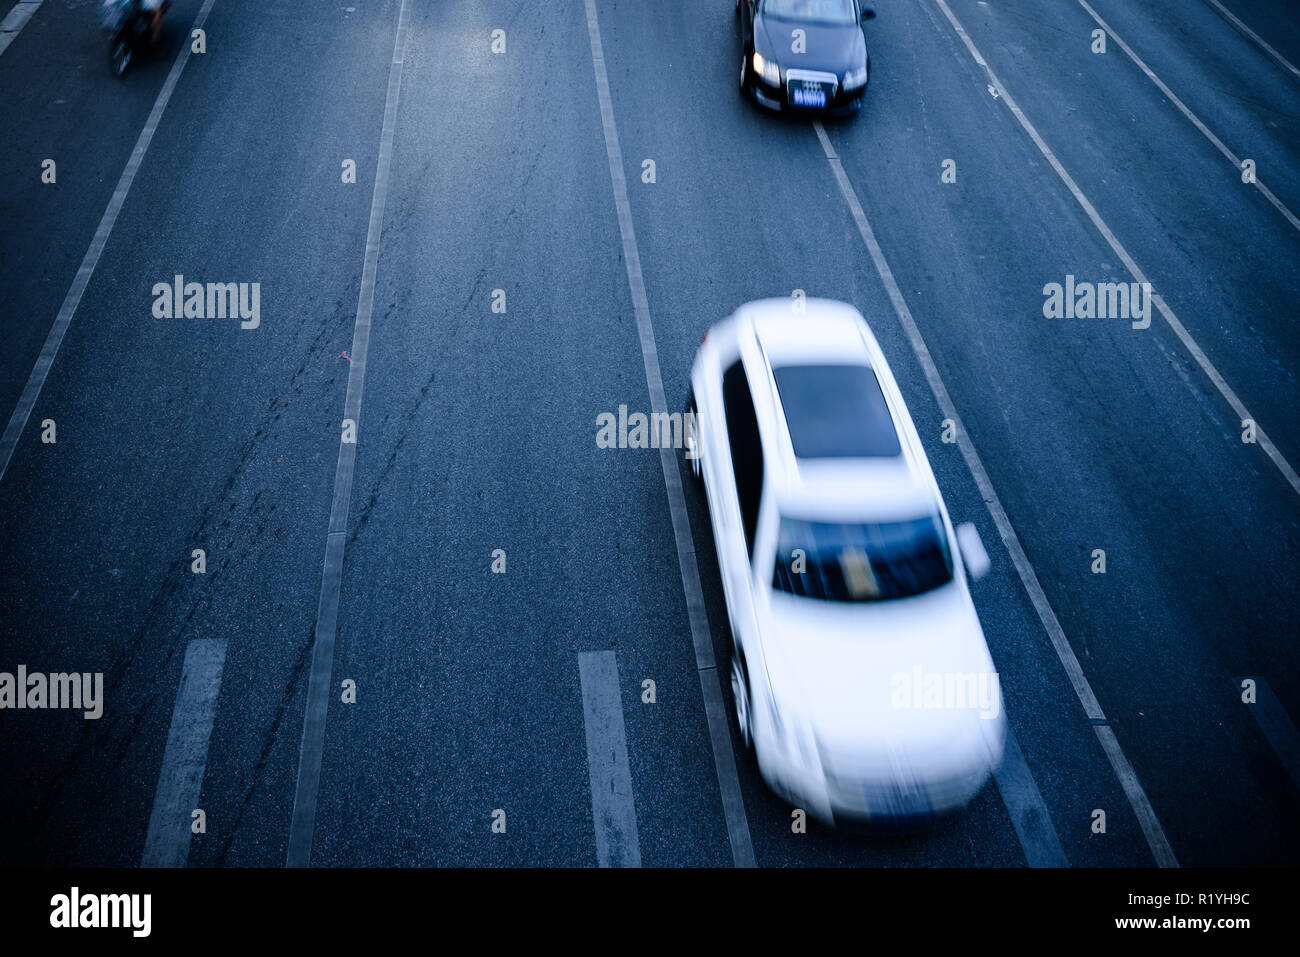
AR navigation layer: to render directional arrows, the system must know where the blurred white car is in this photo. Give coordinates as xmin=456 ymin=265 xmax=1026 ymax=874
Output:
xmin=686 ymin=298 xmax=1005 ymax=827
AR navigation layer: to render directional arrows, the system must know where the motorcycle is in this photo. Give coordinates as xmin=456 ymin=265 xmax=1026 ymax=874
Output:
xmin=98 ymin=0 xmax=169 ymax=77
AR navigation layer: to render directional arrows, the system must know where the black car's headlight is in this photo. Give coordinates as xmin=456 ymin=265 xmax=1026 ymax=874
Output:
xmin=843 ymin=64 xmax=869 ymax=90
xmin=752 ymin=51 xmax=781 ymax=86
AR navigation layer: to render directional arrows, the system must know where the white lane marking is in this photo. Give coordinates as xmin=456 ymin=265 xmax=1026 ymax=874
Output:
xmin=1078 ymin=0 xmax=1300 ymax=234
xmin=0 ymin=1 xmax=41 ymax=58
xmin=578 ymin=651 xmax=642 ymax=867
xmin=814 ymin=120 xmax=1178 ymax=868
xmin=1090 ymin=724 xmax=1174 ymax=864
xmin=1235 ymin=676 xmax=1300 ymax=790
xmin=583 ymin=0 xmax=756 ymax=868
xmin=286 ymin=0 xmax=411 ymax=868
xmin=927 ymin=0 xmax=1300 ymax=498
xmin=141 ymin=639 xmax=226 ymax=867
xmin=1202 ymin=0 xmax=1300 ymax=82
xmin=994 ymin=725 xmax=1068 ymax=867
xmin=0 ymin=0 xmax=219 ymax=484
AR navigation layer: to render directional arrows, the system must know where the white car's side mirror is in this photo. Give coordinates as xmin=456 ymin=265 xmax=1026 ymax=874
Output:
xmin=955 ymin=522 xmax=991 ymax=581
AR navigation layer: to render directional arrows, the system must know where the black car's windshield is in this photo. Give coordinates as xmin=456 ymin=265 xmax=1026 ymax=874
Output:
xmin=763 ymin=0 xmax=857 ymax=25
xmin=772 ymin=515 xmax=953 ymax=602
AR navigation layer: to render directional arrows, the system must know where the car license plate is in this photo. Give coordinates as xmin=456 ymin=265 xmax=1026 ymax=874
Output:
xmin=792 ymin=86 xmax=826 ymax=108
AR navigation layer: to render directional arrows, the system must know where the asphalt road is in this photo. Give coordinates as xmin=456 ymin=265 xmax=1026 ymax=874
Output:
xmin=0 ymin=0 xmax=1296 ymax=867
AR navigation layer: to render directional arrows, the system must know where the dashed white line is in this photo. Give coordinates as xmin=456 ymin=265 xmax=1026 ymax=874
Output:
xmin=1202 ymin=0 xmax=1300 ymax=82
xmin=1077 ymin=0 xmax=1300 ymax=234
xmin=0 ymin=0 xmax=220 ymax=484
xmin=1236 ymin=676 xmax=1300 ymax=791
xmin=926 ymin=0 xmax=1300 ymax=499
xmin=286 ymin=0 xmax=411 ymax=868
xmin=142 ymin=638 xmax=226 ymax=867
xmin=814 ymin=119 xmax=1177 ymax=867
xmin=994 ymin=725 xmax=1068 ymax=867
xmin=578 ymin=651 xmax=642 ymax=868
xmin=583 ymin=0 xmax=756 ymax=867
xmin=0 ymin=1 xmax=42 ymax=59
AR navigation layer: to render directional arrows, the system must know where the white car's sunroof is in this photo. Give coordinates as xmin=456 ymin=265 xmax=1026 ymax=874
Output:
xmin=772 ymin=364 xmax=902 ymax=459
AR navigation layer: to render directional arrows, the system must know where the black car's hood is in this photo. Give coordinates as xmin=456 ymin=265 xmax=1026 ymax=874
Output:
xmin=755 ymin=14 xmax=866 ymax=76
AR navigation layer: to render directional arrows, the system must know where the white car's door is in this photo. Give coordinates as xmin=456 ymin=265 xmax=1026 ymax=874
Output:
xmin=697 ymin=350 xmax=764 ymax=659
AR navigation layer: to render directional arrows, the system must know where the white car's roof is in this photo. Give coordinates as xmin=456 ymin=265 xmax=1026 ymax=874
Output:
xmin=734 ymin=298 xmax=940 ymax=521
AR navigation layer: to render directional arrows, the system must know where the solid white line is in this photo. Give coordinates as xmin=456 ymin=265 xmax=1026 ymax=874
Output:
xmin=814 ymin=119 xmax=1178 ymax=867
xmin=286 ymin=0 xmax=411 ymax=868
xmin=926 ymin=0 xmax=1300 ymax=499
xmin=583 ymin=0 xmax=756 ymax=868
xmin=1235 ymin=676 xmax=1300 ymax=790
xmin=0 ymin=1 xmax=41 ymax=59
xmin=993 ymin=725 xmax=1068 ymax=867
xmin=0 ymin=0 xmax=219 ymax=484
xmin=578 ymin=651 xmax=642 ymax=867
xmin=1202 ymin=0 xmax=1300 ymax=82
xmin=142 ymin=639 xmax=227 ymax=867
xmin=1078 ymin=0 xmax=1300 ymax=234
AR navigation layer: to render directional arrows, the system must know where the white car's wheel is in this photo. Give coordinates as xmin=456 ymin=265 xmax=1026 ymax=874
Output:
xmin=686 ymin=393 xmax=703 ymax=483
xmin=731 ymin=655 xmax=753 ymax=750
xmin=739 ymin=54 xmax=749 ymax=94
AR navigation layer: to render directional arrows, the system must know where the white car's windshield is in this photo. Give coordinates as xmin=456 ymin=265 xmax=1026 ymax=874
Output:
xmin=763 ymin=0 xmax=857 ymax=25
xmin=772 ymin=514 xmax=953 ymax=601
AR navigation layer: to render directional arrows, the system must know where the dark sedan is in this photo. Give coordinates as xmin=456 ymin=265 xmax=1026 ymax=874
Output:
xmin=737 ymin=0 xmax=876 ymax=116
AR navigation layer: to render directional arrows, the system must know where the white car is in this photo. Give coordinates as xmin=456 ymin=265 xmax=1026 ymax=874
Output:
xmin=686 ymin=298 xmax=1006 ymax=827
